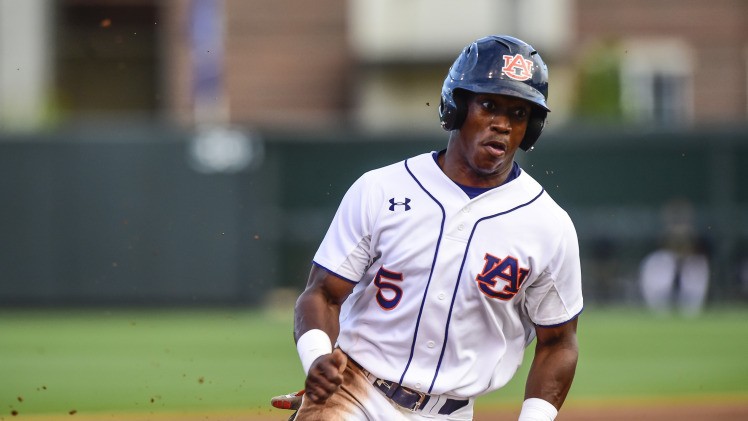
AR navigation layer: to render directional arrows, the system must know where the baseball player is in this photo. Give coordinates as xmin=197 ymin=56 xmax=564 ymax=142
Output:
xmin=279 ymin=35 xmax=583 ymax=421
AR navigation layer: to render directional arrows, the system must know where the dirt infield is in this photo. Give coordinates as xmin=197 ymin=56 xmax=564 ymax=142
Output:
xmin=7 ymin=400 xmax=748 ymax=421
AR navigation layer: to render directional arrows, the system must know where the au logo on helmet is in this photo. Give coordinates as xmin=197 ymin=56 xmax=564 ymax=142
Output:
xmin=501 ymin=54 xmax=534 ymax=81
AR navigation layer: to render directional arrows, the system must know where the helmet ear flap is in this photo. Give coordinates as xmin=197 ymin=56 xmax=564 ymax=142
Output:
xmin=520 ymin=108 xmax=547 ymax=151
xmin=439 ymin=89 xmax=467 ymax=131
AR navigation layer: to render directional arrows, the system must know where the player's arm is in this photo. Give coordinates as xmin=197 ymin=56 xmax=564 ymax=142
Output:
xmin=521 ymin=318 xmax=579 ymax=420
xmin=293 ymin=264 xmax=356 ymax=404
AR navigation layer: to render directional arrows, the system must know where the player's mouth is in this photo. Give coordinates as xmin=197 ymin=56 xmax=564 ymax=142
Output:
xmin=482 ymin=140 xmax=508 ymax=157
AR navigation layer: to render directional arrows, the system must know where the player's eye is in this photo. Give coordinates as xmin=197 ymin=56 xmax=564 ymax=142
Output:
xmin=512 ymin=107 xmax=529 ymax=120
xmin=479 ymin=100 xmax=495 ymax=111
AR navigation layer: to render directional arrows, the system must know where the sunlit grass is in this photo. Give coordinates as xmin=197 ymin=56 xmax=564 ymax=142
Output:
xmin=2 ymin=306 xmax=747 ymax=416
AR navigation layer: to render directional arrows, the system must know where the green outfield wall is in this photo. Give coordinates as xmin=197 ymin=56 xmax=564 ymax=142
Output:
xmin=1 ymin=124 xmax=746 ymax=306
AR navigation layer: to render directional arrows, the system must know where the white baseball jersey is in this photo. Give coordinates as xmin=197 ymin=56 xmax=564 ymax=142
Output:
xmin=313 ymin=151 xmax=583 ymax=399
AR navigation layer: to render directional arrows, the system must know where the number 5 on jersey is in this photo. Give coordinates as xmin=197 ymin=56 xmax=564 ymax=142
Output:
xmin=374 ymin=267 xmax=404 ymax=310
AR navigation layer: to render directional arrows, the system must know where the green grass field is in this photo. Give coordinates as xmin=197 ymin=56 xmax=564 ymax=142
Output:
xmin=2 ymin=306 xmax=747 ymax=417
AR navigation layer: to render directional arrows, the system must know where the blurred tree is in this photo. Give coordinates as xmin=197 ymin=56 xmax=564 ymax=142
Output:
xmin=572 ymin=38 xmax=623 ymax=122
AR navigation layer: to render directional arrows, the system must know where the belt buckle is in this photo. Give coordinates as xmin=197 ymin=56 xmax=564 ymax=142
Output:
xmin=375 ymin=379 xmax=427 ymax=412
xmin=375 ymin=378 xmax=394 ymax=393
xmin=409 ymin=390 xmax=427 ymax=412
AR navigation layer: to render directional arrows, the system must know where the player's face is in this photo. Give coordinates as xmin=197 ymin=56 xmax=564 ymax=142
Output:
xmin=448 ymin=92 xmax=531 ymax=187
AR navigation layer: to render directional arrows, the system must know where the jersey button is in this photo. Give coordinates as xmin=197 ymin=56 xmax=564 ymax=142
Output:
xmin=427 ymin=341 xmax=436 ymax=348
xmin=437 ymin=292 xmax=446 ymax=300
xmin=415 ymin=383 xmax=422 ymax=390
xmin=457 ymin=224 xmax=464 ymax=231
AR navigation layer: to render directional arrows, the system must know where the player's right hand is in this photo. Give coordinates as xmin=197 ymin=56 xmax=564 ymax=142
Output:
xmin=304 ymin=348 xmax=347 ymax=404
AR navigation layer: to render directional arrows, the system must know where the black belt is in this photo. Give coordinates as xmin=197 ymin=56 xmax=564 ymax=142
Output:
xmin=348 ymin=358 xmax=469 ymax=415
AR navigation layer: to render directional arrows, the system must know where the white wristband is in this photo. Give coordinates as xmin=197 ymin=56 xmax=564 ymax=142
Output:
xmin=518 ymin=398 xmax=558 ymax=421
xmin=296 ymin=329 xmax=332 ymax=375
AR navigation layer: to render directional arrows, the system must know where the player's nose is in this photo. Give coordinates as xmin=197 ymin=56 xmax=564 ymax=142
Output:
xmin=489 ymin=113 xmax=511 ymax=132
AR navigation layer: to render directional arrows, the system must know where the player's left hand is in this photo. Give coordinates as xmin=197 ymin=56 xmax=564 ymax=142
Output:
xmin=304 ymin=348 xmax=347 ymax=404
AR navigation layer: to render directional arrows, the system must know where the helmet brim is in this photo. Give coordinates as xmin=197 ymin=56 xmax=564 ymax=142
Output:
xmin=457 ymin=82 xmax=550 ymax=112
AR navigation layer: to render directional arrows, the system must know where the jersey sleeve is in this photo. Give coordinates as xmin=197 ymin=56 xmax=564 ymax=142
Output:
xmin=312 ymin=173 xmax=377 ymax=283
xmin=523 ymin=213 xmax=583 ymax=326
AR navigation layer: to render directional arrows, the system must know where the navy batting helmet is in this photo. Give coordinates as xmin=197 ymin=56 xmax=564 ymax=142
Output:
xmin=439 ymin=35 xmax=550 ymax=151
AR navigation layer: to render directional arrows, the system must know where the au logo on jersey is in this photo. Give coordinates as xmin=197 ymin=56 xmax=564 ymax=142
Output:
xmin=501 ymin=54 xmax=534 ymax=81
xmin=475 ymin=253 xmax=530 ymax=300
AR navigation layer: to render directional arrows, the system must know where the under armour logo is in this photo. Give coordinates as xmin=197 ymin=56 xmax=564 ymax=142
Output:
xmin=501 ymin=54 xmax=534 ymax=81
xmin=388 ymin=198 xmax=411 ymax=211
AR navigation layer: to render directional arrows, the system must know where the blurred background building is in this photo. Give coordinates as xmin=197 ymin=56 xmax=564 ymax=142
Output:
xmin=1 ymin=0 xmax=747 ymax=309
xmin=4 ymin=0 xmax=747 ymax=131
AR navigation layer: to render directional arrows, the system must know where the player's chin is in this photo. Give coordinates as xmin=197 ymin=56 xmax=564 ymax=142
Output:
xmin=468 ymin=166 xmax=501 ymax=183
xmin=473 ymin=156 xmax=507 ymax=176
